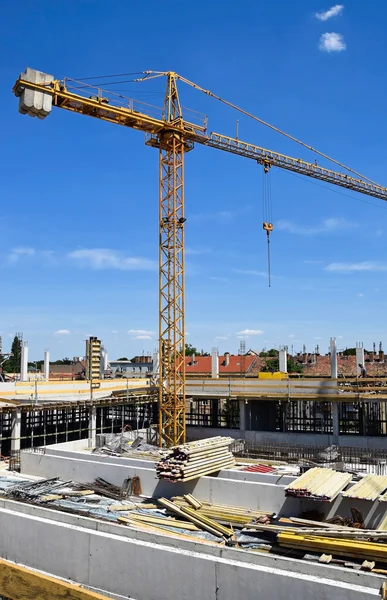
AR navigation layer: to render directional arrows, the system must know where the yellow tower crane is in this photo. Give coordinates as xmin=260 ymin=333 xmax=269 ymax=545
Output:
xmin=12 ymin=69 xmax=387 ymax=447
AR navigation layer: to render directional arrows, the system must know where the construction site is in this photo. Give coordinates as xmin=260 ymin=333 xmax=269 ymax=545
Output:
xmin=1 ymin=62 xmax=387 ymax=600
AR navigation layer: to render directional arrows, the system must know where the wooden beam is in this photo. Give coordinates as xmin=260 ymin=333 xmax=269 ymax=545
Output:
xmin=0 ymin=557 xmax=111 ymax=600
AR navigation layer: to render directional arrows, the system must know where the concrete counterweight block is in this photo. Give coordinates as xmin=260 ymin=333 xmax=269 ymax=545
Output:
xmin=16 ymin=68 xmax=54 ymax=119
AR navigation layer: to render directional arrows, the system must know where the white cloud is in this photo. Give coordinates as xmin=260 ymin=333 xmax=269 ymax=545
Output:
xmin=7 ymin=247 xmax=36 ymax=262
xmin=237 ymin=329 xmax=264 ymax=336
xmin=215 ymin=336 xmax=229 ymax=340
xmin=55 ymin=329 xmax=70 ymax=335
xmin=288 ymin=334 xmax=296 ymax=338
xmin=209 ymin=276 xmax=228 ymax=282
xmin=319 ymin=32 xmax=346 ymax=52
xmin=135 ymin=335 xmax=152 ymax=340
xmin=68 ymin=248 xmax=156 ymax=271
xmin=232 ymin=269 xmax=266 ymax=277
xmin=315 ymin=5 xmax=344 ymax=21
xmin=128 ymin=329 xmax=155 ymax=337
xmin=314 ymin=336 xmax=323 ymax=340
xmin=325 ymin=261 xmax=387 ymax=273
xmin=358 ymin=292 xmax=364 ymax=297
xmin=278 ymin=217 xmax=355 ymax=235
xmin=111 ymin=330 xmax=118 ymax=334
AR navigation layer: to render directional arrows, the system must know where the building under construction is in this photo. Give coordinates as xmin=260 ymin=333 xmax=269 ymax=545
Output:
xmin=3 ymin=67 xmax=387 ymax=600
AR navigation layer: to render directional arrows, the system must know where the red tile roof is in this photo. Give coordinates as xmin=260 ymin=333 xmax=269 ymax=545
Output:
xmin=303 ymin=354 xmax=387 ymax=377
xmin=184 ymin=355 xmax=257 ymax=374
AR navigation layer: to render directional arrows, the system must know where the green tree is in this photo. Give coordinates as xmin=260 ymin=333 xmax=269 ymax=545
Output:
xmin=6 ymin=335 xmax=23 ymax=373
xmin=185 ymin=343 xmax=198 ymax=357
xmin=261 ymin=356 xmax=303 ymax=374
xmin=259 ymin=348 xmax=279 ymax=358
xmin=51 ymin=357 xmax=72 ymax=365
xmin=117 ymin=357 xmax=129 ymax=361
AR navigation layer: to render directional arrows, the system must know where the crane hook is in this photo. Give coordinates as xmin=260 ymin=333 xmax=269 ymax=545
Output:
xmin=263 ymin=222 xmax=273 ymax=287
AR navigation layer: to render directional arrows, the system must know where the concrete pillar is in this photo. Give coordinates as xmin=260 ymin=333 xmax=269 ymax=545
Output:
xmin=356 ymin=342 xmax=365 ymax=375
xmin=43 ymin=350 xmax=49 ymax=381
xmin=11 ymin=409 xmax=22 ymax=453
xmin=279 ymin=348 xmax=287 ymax=373
xmin=211 ymin=348 xmax=219 ymax=379
xmin=332 ymin=403 xmax=339 ymax=439
xmin=20 ymin=342 xmax=28 ymax=382
xmin=88 ymin=406 xmax=97 ymax=449
xmin=330 ymin=338 xmax=337 ymax=379
xmin=239 ymin=400 xmax=246 ymax=431
xmin=152 ymin=351 xmax=160 ymax=378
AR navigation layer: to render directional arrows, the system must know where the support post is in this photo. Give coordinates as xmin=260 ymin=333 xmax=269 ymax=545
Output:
xmin=11 ymin=409 xmax=22 ymax=453
xmin=211 ymin=347 xmax=219 ymax=379
xmin=88 ymin=406 xmax=97 ymax=449
xmin=44 ymin=349 xmax=49 ymax=381
xmin=356 ymin=342 xmax=365 ymax=375
xmin=239 ymin=399 xmax=246 ymax=432
xmin=330 ymin=337 xmax=337 ymax=379
xmin=332 ymin=403 xmax=339 ymax=439
xmin=279 ymin=348 xmax=287 ymax=373
xmin=20 ymin=342 xmax=28 ymax=382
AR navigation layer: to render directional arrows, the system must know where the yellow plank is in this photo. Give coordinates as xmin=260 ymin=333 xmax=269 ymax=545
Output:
xmin=0 ymin=556 xmax=111 ymax=599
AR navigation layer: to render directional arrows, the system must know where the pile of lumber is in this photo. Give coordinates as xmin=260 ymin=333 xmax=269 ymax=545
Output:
xmin=170 ymin=495 xmax=273 ymax=527
xmin=156 ymin=437 xmax=235 ymax=482
xmin=285 ymin=467 xmax=352 ymax=501
xmin=278 ymin=531 xmax=387 ymax=563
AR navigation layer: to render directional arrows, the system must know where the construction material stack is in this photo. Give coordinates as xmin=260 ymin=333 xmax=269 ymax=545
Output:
xmin=285 ymin=467 xmax=352 ymax=501
xmin=156 ymin=436 xmax=235 ymax=482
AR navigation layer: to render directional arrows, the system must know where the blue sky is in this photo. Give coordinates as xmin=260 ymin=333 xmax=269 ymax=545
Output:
xmin=1 ymin=0 xmax=387 ymax=360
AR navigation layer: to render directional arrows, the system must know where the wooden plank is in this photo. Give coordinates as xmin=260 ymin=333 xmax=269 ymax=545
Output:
xmin=0 ymin=556 xmax=110 ymax=599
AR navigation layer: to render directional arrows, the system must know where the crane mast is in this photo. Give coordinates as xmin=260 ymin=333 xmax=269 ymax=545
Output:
xmin=12 ymin=69 xmax=387 ymax=447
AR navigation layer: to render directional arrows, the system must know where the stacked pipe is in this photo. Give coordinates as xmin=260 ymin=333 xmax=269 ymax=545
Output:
xmin=156 ymin=436 xmax=235 ymax=482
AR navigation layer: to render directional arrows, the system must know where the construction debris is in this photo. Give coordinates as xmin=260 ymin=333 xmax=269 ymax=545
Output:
xmin=94 ymin=433 xmax=161 ymax=458
xmin=285 ymin=467 xmax=352 ymax=501
xmin=156 ymin=436 xmax=235 ymax=482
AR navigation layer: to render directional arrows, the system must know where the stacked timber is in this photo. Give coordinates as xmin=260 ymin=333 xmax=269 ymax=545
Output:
xmin=285 ymin=467 xmax=352 ymax=501
xmin=156 ymin=436 xmax=235 ymax=482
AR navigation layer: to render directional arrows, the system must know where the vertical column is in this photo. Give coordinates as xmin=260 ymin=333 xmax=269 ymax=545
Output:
xmin=152 ymin=350 xmax=160 ymax=383
xmin=331 ymin=403 xmax=339 ymax=440
xmin=211 ymin=347 xmax=219 ymax=379
xmin=158 ymin=131 xmax=186 ymax=447
xmin=330 ymin=338 xmax=339 ymax=441
xmin=88 ymin=406 xmax=97 ymax=449
xmin=44 ymin=349 xmax=50 ymax=381
xmin=11 ymin=409 xmax=22 ymax=453
xmin=239 ymin=399 xmax=246 ymax=432
xmin=20 ymin=342 xmax=28 ymax=382
xmin=356 ymin=342 xmax=365 ymax=375
xmin=279 ymin=348 xmax=287 ymax=373
xmin=330 ymin=338 xmax=337 ymax=379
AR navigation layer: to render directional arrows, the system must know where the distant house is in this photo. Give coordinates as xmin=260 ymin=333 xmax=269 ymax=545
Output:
xmin=108 ymin=358 xmax=152 ymax=378
xmin=183 ymin=354 xmax=258 ymax=377
xmin=48 ymin=361 xmax=85 ymax=380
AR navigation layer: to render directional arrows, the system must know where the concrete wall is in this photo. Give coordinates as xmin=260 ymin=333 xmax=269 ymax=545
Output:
xmin=0 ymin=498 xmax=382 ymax=600
xmin=20 ymin=447 xmax=386 ymax=527
xmin=187 ymin=426 xmax=387 ymax=450
xmin=21 ymin=450 xmax=296 ymax=515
